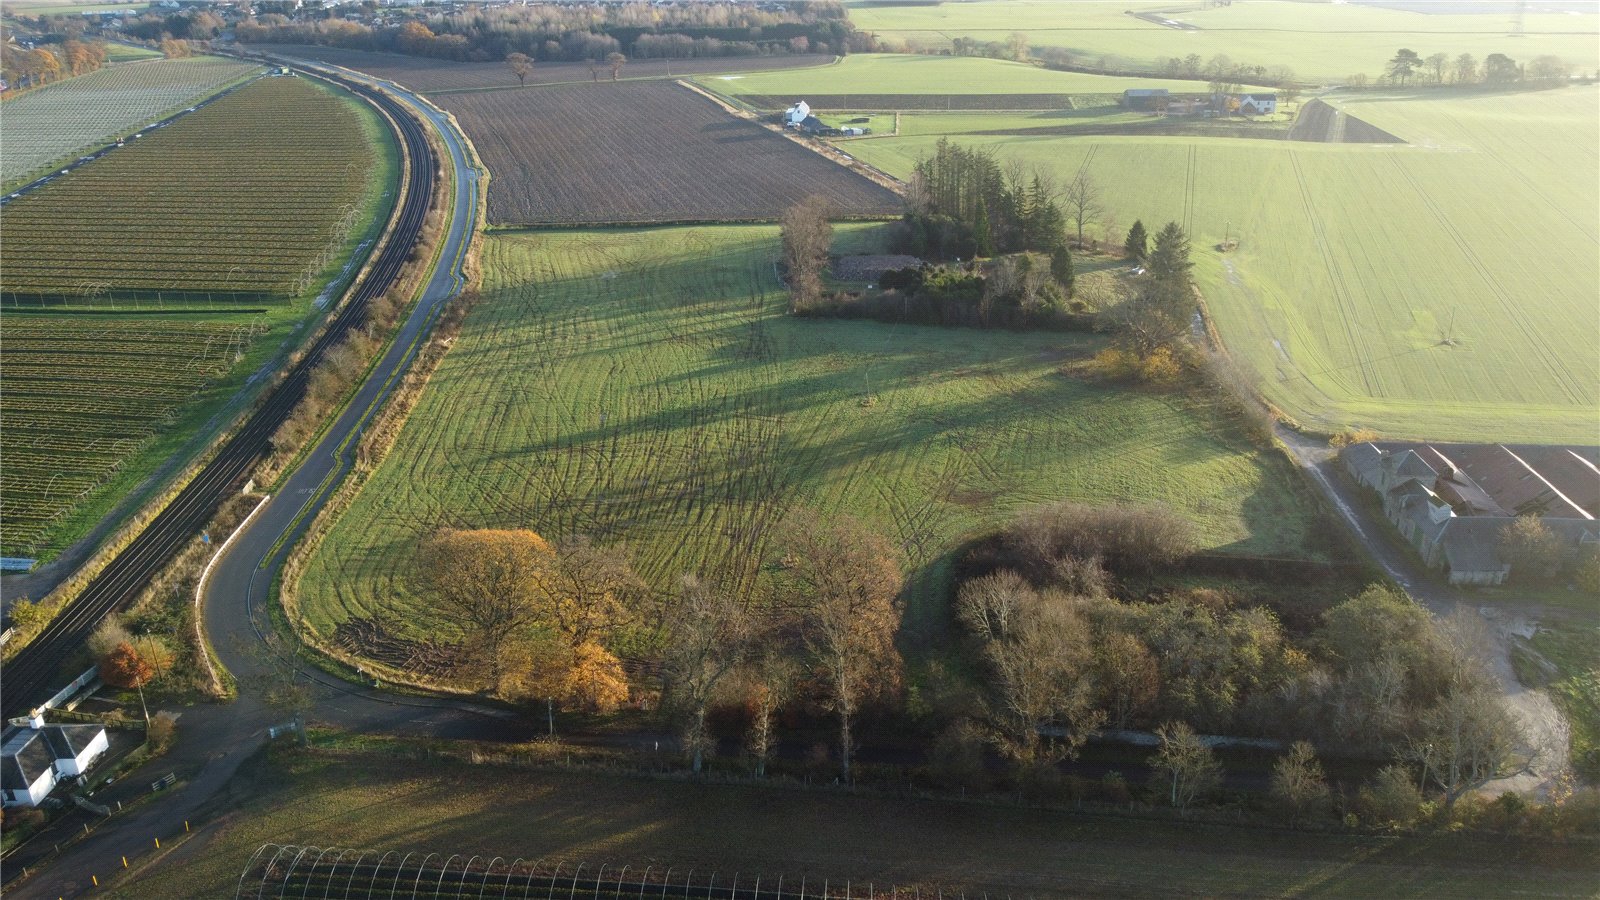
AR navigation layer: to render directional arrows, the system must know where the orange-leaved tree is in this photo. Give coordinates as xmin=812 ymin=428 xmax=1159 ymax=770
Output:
xmin=411 ymin=528 xmax=556 ymax=691
xmin=100 ymin=641 xmax=155 ymax=722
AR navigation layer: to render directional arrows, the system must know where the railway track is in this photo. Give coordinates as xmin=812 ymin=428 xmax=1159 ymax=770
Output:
xmin=1 ymin=70 xmax=439 ymax=720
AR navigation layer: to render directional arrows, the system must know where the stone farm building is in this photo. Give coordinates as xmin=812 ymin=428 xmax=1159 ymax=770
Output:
xmin=1343 ymin=442 xmax=1599 ymax=585
xmin=1122 ymin=88 xmax=1169 ymax=111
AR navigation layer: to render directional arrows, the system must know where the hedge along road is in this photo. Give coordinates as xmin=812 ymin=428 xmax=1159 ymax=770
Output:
xmin=2 ymin=66 xmax=535 ymax=900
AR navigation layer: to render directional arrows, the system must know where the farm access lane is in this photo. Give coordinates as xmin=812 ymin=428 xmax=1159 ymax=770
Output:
xmin=0 ymin=69 xmax=519 ymax=900
xmin=1274 ymin=425 xmax=1574 ymax=799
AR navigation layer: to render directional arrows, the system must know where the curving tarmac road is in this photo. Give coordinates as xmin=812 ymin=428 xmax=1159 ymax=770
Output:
xmin=3 ymin=65 xmax=533 ymax=900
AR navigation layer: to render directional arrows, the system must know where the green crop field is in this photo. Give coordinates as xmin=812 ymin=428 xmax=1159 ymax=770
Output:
xmin=0 ymin=75 xmax=397 ymax=559
xmin=118 ymin=748 xmax=1600 ymax=899
xmin=103 ymin=42 xmax=161 ymax=62
xmin=846 ymin=0 xmax=1600 ymax=81
xmin=295 ymin=225 xmax=1321 ymax=647
xmin=0 ymin=56 xmax=259 ymax=186
xmin=2 ymin=75 xmax=391 ymax=301
xmin=711 ymin=53 xmax=1268 ymax=97
xmin=843 ymin=86 xmax=1600 ymax=444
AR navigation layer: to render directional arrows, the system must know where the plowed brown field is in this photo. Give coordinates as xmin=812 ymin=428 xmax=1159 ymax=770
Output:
xmin=442 ymin=81 xmax=902 ymax=225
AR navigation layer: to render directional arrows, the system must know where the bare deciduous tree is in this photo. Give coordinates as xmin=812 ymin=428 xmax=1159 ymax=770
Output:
xmin=1271 ymin=740 xmax=1332 ymax=825
xmin=1408 ymin=607 xmax=1524 ymax=806
xmin=535 ymin=536 xmax=645 ymax=648
xmin=780 ymin=195 xmax=833 ymax=313
xmin=1151 ymin=720 xmax=1223 ymax=810
xmin=1062 ymin=169 xmax=1102 ymax=248
xmin=742 ymin=650 xmax=797 ymax=778
xmin=606 ymin=51 xmax=627 ymax=81
xmin=1095 ymin=629 xmax=1159 ymax=730
xmin=663 ymin=575 xmax=755 ymax=774
xmin=505 ymin=51 xmax=534 ymax=86
xmin=779 ymin=509 xmax=904 ymax=782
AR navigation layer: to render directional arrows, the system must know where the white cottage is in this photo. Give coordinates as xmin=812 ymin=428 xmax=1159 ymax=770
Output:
xmin=1 ymin=728 xmax=56 ymax=808
xmin=1 ymin=721 xmax=109 ymax=807
xmin=784 ymin=100 xmax=811 ymax=127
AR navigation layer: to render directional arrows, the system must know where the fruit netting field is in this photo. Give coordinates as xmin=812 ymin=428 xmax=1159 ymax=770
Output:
xmin=0 ymin=314 xmax=268 ymax=552
xmin=1 ymin=75 xmax=388 ymax=301
xmin=440 ymin=81 xmax=901 ymax=225
xmin=845 ymin=86 xmax=1600 ymax=443
xmin=295 ymin=226 xmax=1321 ymax=642
xmin=0 ymin=56 xmax=259 ymax=185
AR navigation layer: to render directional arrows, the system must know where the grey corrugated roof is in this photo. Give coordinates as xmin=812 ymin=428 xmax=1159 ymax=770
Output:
xmin=1386 ymin=450 xmax=1438 ymax=483
xmin=1 ymin=729 xmax=55 ymax=792
xmin=1343 ymin=442 xmax=1385 ymax=481
xmin=1439 ymin=518 xmax=1510 ymax=574
xmin=40 ymin=724 xmax=103 ymax=760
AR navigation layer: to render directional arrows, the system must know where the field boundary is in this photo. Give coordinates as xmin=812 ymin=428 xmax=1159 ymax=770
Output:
xmin=678 ymin=79 xmax=907 ymax=197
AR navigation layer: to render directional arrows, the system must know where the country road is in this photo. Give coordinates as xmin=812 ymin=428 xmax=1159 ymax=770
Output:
xmin=1274 ymin=425 xmax=1573 ymax=798
xmin=1 ymin=64 xmax=536 ymax=900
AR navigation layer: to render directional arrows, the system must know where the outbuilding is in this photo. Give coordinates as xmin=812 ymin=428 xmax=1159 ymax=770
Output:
xmin=1 ymin=721 xmax=110 ymax=807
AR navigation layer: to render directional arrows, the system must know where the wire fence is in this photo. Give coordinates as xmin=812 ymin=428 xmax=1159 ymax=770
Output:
xmin=236 ymin=845 xmax=988 ymax=900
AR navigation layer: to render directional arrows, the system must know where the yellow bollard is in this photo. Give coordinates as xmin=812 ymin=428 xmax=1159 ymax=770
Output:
xmin=122 ymin=856 xmax=128 ymax=868
xmin=184 ymin=820 xmax=190 ymax=832
xmin=154 ymin=837 xmax=160 ymax=849
xmin=91 ymin=875 xmax=98 ymax=887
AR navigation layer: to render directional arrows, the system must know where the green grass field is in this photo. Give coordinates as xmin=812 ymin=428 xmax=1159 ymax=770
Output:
xmin=846 ymin=0 xmax=1600 ymax=81
xmin=0 ymin=77 xmax=398 ymax=560
xmin=712 ymin=53 xmax=1266 ymax=97
xmin=295 ymin=225 xmax=1321 ymax=645
xmin=103 ymin=42 xmax=160 ymax=62
xmin=844 ymin=86 xmax=1600 ymax=443
xmin=116 ymin=747 xmax=1600 ymax=898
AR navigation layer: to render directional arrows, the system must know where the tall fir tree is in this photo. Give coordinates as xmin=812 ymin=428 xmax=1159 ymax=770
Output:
xmin=1051 ymin=245 xmax=1075 ymax=298
xmin=973 ymin=202 xmax=996 ymax=257
xmin=1125 ymin=220 xmax=1149 ymax=260
xmin=1148 ymin=221 xmax=1192 ymax=283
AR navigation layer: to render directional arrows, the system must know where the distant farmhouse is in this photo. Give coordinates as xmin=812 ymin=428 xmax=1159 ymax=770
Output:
xmin=1236 ymin=93 xmax=1278 ymax=115
xmin=1 ymin=719 xmax=109 ymax=808
xmin=781 ymin=100 xmax=865 ymax=137
xmin=1343 ymin=442 xmax=1599 ymax=585
xmin=1121 ymin=89 xmax=1277 ymax=116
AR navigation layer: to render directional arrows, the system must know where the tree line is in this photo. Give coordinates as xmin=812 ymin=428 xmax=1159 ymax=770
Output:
xmin=1358 ymin=48 xmax=1579 ymax=89
xmin=236 ymin=1 xmax=855 ymax=64
xmin=1 ymin=33 xmax=108 ymax=92
xmin=947 ymin=500 xmax=1537 ymax=822
xmin=393 ymin=511 xmax=902 ymax=783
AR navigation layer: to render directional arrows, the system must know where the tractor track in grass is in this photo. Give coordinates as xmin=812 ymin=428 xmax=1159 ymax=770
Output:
xmin=1286 ymin=150 xmax=1379 ymax=399
xmin=1182 ymin=143 xmax=1198 ymax=235
xmin=1383 ymin=154 xmax=1586 ymax=406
